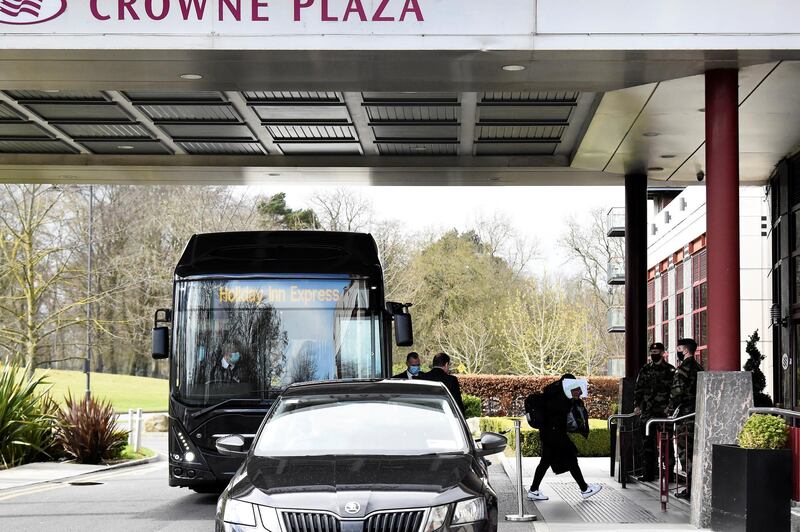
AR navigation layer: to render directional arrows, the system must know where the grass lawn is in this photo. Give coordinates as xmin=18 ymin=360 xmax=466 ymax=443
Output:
xmin=118 ymin=445 xmax=156 ymax=461
xmin=34 ymin=369 xmax=168 ymax=412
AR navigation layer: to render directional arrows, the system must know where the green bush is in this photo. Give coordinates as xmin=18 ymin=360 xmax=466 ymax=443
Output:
xmin=479 ymin=417 xmax=610 ymax=457
xmin=0 ymin=361 xmax=60 ymax=468
xmin=738 ymin=414 xmax=789 ymax=450
xmin=55 ymin=393 xmax=129 ymax=464
xmin=462 ymin=394 xmax=482 ymax=418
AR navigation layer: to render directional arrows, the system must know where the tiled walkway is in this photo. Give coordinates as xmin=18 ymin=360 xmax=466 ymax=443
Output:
xmin=492 ymin=456 xmax=704 ymax=531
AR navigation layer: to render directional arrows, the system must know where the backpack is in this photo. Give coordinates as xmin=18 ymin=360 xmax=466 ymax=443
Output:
xmin=523 ymin=393 xmax=545 ymax=429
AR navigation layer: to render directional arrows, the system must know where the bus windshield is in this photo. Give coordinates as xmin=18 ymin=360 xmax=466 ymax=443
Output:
xmin=173 ymin=278 xmax=381 ymax=406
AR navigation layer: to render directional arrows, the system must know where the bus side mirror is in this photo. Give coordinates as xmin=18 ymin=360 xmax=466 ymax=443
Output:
xmin=394 ymin=313 xmax=413 ymax=347
xmin=152 ymin=308 xmax=172 ymax=360
xmin=152 ymin=327 xmax=170 ymax=359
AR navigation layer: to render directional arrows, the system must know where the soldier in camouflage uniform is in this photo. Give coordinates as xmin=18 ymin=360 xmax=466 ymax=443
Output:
xmin=633 ymin=342 xmax=676 ymax=482
xmin=669 ymin=338 xmax=703 ymax=499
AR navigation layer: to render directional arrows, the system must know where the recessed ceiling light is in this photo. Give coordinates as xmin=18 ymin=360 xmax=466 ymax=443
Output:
xmin=117 ymin=145 xmax=135 ymax=150
xmin=648 ymin=166 xmax=664 ymax=172
xmin=698 ymin=108 xmax=706 ymax=112
xmin=660 ymin=154 xmax=676 ymax=159
xmin=502 ymin=65 xmax=526 ymax=72
xmin=180 ymin=73 xmax=203 ymax=80
xmin=43 ymin=89 xmax=61 ymax=93
xmin=268 ymin=173 xmax=281 ymax=177
xmin=488 ymin=177 xmax=501 ymax=182
xmin=643 ymin=132 xmax=660 ymax=137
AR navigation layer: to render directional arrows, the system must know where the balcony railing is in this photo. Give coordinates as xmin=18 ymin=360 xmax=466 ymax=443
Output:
xmin=607 ymin=207 xmax=625 ymax=237
xmin=607 ymin=306 xmax=624 ymax=333
xmin=607 ymin=259 xmax=625 ymax=285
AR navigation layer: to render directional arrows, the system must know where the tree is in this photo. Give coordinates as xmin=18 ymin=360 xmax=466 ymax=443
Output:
xmin=561 ymin=208 xmax=625 ymax=370
xmin=496 ymin=277 xmax=587 ymax=376
xmin=744 ymin=329 xmax=773 ymax=407
xmin=257 ymin=192 xmax=318 ymax=229
xmin=0 ymin=185 xmax=99 ymax=379
xmin=473 ymin=211 xmax=539 ymax=276
xmin=310 ymin=188 xmax=373 ymax=232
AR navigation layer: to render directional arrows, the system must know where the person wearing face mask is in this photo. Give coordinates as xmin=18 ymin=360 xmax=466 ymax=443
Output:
xmin=633 ymin=342 xmax=676 ymax=482
xmin=392 ymin=352 xmax=423 ymax=379
xmin=669 ymin=338 xmax=703 ymax=499
xmin=213 ymin=344 xmax=242 ymax=384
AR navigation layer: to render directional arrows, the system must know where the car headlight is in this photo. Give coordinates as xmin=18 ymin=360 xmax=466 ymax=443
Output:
xmin=424 ymin=504 xmax=449 ymax=532
xmin=452 ymin=498 xmax=486 ymax=524
xmin=259 ymin=506 xmax=282 ymax=532
xmin=223 ymin=499 xmax=256 ymax=527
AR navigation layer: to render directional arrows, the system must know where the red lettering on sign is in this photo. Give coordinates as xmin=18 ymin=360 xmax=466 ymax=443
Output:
xmin=372 ymin=0 xmax=393 ymax=21
xmin=343 ymin=0 xmax=366 ymax=21
xmin=90 ymin=0 xmax=111 ymax=20
xmin=179 ymin=0 xmax=207 ymax=20
xmin=219 ymin=0 xmax=241 ymax=21
xmin=252 ymin=0 xmax=269 ymax=21
xmin=294 ymin=0 xmax=313 ymax=21
xmin=145 ymin=0 xmax=170 ymax=20
xmin=399 ymin=0 xmax=423 ymax=21
xmin=119 ymin=0 xmax=141 ymax=20
xmin=321 ymin=0 xmax=337 ymax=21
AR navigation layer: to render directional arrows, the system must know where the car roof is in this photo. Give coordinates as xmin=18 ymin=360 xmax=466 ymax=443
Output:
xmin=281 ymin=379 xmax=450 ymax=398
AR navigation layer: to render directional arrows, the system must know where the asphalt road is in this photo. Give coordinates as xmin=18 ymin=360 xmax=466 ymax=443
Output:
xmin=0 ymin=433 xmax=218 ymax=532
xmin=0 ymin=434 xmax=534 ymax=532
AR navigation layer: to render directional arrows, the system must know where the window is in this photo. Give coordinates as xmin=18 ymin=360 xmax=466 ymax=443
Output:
xmin=677 ymin=317 xmax=684 ymax=339
xmin=676 ymin=292 xmax=685 ymax=316
xmin=693 ymin=282 xmax=708 ymax=308
xmin=691 ymin=249 xmax=709 ymax=359
xmin=661 ymin=323 xmax=669 ymax=351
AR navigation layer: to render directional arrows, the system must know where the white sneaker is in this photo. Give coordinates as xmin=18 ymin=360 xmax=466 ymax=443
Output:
xmin=526 ymin=490 xmax=549 ymax=501
xmin=581 ymin=484 xmax=603 ymax=499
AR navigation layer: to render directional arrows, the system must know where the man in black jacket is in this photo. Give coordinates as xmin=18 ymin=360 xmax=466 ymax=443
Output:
xmin=419 ymin=352 xmax=465 ymax=416
xmin=392 ymin=352 xmax=422 ymax=379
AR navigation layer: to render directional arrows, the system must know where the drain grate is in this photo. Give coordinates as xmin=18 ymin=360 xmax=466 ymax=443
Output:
xmin=547 ymin=483 xmax=662 ymax=524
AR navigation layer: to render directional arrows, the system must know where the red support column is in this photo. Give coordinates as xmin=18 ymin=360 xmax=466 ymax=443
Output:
xmin=705 ymin=69 xmax=741 ymax=371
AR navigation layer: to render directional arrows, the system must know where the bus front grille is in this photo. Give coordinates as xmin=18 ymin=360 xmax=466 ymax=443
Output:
xmin=364 ymin=510 xmax=424 ymax=532
xmin=282 ymin=511 xmax=341 ymax=532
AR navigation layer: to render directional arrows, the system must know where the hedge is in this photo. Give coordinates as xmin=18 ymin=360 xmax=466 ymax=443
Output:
xmin=462 ymin=394 xmax=482 ymax=418
xmin=458 ymin=375 xmax=619 ymax=419
xmin=479 ymin=417 xmax=610 ymax=457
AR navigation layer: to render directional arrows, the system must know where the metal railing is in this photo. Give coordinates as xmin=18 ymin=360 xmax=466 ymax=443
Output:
xmin=747 ymin=407 xmax=800 ymax=421
xmin=645 ymin=413 xmax=696 ymax=511
xmin=608 ymin=413 xmax=640 ymax=488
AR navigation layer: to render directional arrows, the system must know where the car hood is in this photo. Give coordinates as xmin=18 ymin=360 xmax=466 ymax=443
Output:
xmin=229 ymin=454 xmax=484 ymax=515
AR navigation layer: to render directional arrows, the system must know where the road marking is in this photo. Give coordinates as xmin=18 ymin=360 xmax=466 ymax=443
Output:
xmin=0 ymin=462 xmax=164 ymax=502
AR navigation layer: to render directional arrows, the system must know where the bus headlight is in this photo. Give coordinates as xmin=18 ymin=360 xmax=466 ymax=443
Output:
xmin=184 ymin=452 xmax=196 ymax=463
xmin=451 ymin=498 xmax=486 ymax=524
xmin=223 ymin=499 xmax=256 ymax=527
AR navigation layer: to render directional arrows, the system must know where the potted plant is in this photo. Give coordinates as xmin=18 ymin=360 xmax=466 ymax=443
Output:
xmin=711 ymin=414 xmax=791 ymax=532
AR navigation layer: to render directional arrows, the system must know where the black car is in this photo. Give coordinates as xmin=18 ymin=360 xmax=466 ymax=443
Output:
xmin=214 ymin=379 xmax=507 ymax=532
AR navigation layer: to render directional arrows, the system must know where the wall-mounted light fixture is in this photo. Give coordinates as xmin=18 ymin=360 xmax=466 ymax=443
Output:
xmin=771 ymin=304 xmax=788 ymax=328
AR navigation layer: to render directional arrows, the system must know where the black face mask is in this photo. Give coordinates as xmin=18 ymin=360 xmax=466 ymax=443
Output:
xmin=677 ymin=350 xmax=686 ymax=362
xmin=650 ymin=353 xmax=663 ymax=363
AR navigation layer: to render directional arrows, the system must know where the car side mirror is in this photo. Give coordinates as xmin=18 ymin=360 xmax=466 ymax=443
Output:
xmin=216 ymin=435 xmax=249 ymax=456
xmin=152 ymin=327 xmax=169 ymax=359
xmin=477 ymin=432 xmax=507 ymax=457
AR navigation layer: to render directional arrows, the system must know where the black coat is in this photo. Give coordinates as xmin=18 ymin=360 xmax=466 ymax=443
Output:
xmin=538 ymin=380 xmax=580 ymax=474
xmin=392 ymin=370 xmax=415 ymax=380
xmin=419 ymin=367 xmax=466 ymax=416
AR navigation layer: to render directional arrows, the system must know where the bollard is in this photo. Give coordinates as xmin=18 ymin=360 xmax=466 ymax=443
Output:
xmin=505 ymin=419 xmax=537 ymax=522
xmin=127 ymin=408 xmax=134 ymax=446
xmin=134 ymin=408 xmax=143 ymax=453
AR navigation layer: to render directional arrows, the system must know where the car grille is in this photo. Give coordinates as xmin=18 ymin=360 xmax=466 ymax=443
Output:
xmin=282 ymin=511 xmax=341 ymax=532
xmin=280 ymin=510 xmax=425 ymax=532
xmin=364 ymin=510 xmax=425 ymax=532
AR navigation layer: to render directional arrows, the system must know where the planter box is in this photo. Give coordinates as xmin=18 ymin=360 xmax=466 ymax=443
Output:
xmin=711 ymin=444 xmax=792 ymax=532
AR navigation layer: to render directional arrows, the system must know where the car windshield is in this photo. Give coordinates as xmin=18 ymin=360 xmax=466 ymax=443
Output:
xmin=173 ymin=278 xmax=382 ymax=406
xmin=254 ymin=394 xmax=469 ymax=456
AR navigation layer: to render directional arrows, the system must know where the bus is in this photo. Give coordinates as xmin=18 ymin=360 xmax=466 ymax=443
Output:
xmin=151 ymin=231 xmax=412 ymax=492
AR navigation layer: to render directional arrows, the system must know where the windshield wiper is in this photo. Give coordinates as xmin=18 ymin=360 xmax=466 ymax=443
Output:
xmin=191 ymin=398 xmax=270 ymax=419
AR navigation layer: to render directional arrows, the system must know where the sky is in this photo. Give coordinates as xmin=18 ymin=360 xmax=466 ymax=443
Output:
xmin=246 ymin=185 xmax=625 ymax=276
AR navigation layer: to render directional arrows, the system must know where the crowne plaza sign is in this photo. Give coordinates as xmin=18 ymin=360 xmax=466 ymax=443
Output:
xmin=0 ymin=0 xmax=501 ymax=31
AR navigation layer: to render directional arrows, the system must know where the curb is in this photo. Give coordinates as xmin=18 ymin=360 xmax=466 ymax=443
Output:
xmin=0 ymin=453 xmax=161 ymax=494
